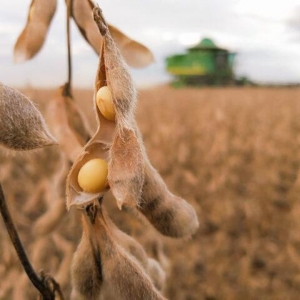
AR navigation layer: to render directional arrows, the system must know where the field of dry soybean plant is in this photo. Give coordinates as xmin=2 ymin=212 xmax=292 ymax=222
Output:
xmin=1 ymin=85 xmax=300 ymax=299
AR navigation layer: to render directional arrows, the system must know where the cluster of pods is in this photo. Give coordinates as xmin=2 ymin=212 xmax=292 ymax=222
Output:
xmin=67 ymin=7 xmax=199 ymax=300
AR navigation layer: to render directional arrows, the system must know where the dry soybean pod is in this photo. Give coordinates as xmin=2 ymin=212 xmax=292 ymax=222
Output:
xmin=94 ymin=7 xmax=145 ymax=209
xmin=0 ymin=82 xmax=57 ymax=151
xmin=138 ymin=158 xmax=199 ymax=238
xmin=66 ymin=37 xmax=115 ymax=209
xmin=93 ymin=207 xmax=166 ymax=300
xmin=100 ymin=208 xmax=167 ymax=291
xmin=14 ymin=0 xmax=57 ymax=63
xmin=66 ymin=8 xmax=144 ymax=209
xmin=101 ymin=207 xmax=149 ymax=269
xmin=72 ymin=205 xmax=166 ymax=300
xmin=71 ymin=215 xmax=102 ymax=300
xmin=72 ymin=0 xmax=154 ymax=68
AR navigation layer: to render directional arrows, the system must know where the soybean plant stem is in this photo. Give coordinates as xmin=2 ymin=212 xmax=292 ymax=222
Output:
xmin=66 ymin=0 xmax=73 ymax=97
xmin=0 ymin=183 xmax=55 ymax=300
xmin=93 ymin=4 xmax=108 ymax=36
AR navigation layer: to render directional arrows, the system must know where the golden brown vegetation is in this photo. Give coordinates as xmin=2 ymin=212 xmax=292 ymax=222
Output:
xmin=1 ymin=85 xmax=300 ymax=299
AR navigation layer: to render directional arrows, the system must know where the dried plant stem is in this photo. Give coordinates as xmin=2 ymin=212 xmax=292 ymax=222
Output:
xmin=0 ymin=183 xmax=62 ymax=300
xmin=93 ymin=5 xmax=108 ymax=36
xmin=66 ymin=0 xmax=73 ymax=97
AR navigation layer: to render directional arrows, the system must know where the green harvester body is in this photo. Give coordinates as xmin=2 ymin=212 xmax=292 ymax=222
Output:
xmin=166 ymin=38 xmax=236 ymax=86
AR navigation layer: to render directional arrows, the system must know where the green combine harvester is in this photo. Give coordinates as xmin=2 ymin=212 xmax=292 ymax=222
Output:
xmin=166 ymin=38 xmax=237 ymax=87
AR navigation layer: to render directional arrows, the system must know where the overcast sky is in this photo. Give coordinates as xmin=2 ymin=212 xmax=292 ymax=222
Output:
xmin=1 ymin=0 xmax=300 ymax=88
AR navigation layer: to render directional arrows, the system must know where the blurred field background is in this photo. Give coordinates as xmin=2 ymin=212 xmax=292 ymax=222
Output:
xmin=1 ymin=85 xmax=300 ymax=299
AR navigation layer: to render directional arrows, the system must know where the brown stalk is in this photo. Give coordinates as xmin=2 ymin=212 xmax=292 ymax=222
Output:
xmin=0 ymin=183 xmax=63 ymax=300
xmin=92 ymin=4 xmax=108 ymax=36
xmin=65 ymin=0 xmax=73 ymax=97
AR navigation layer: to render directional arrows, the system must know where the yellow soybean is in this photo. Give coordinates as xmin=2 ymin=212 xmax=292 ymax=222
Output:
xmin=78 ymin=158 xmax=108 ymax=193
xmin=96 ymin=86 xmax=116 ymax=121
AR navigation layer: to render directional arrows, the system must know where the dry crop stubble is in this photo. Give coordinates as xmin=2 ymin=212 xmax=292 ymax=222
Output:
xmin=2 ymin=86 xmax=300 ymax=299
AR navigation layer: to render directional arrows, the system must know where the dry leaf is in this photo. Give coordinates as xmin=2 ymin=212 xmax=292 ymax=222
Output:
xmin=14 ymin=0 xmax=57 ymax=62
xmin=0 ymin=82 xmax=57 ymax=151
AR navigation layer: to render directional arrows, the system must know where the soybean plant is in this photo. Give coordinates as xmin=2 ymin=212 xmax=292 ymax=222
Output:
xmin=1 ymin=0 xmax=200 ymax=299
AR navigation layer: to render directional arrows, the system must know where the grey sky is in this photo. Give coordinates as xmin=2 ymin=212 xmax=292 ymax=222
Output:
xmin=0 ymin=0 xmax=300 ymax=88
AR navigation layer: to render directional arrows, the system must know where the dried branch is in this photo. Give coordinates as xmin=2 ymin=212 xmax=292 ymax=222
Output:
xmin=65 ymin=0 xmax=73 ymax=97
xmin=0 ymin=183 xmax=63 ymax=300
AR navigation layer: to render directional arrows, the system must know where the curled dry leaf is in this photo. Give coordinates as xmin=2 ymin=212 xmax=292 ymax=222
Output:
xmin=0 ymin=82 xmax=57 ymax=151
xmin=14 ymin=0 xmax=57 ymax=63
xmin=72 ymin=0 xmax=154 ymax=68
xmin=71 ymin=206 xmax=166 ymax=300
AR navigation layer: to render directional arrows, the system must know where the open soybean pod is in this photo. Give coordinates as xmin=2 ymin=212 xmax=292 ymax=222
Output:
xmin=66 ymin=8 xmax=145 ymax=209
xmin=72 ymin=0 xmax=154 ymax=68
xmin=14 ymin=0 xmax=57 ymax=63
xmin=95 ymin=9 xmax=145 ymax=209
xmin=66 ymin=32 xmax=117 ymax=209
xmin=71 ymin=207 xmax=166 ymax=300
xmin=0 ymin=82 xmax=57 ymax=151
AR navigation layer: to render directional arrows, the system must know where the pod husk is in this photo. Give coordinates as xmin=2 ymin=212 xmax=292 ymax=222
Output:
xmin=108 ymin=24 xmax=155 ymax=69
xmin=66 ymin=26 xmax=144 ymax=209
xmin=72 ymin=0 xmax=154 ymax=68
xmin=0 ymin=82 xmax=57 ymax=151
xmin=14 ymin=0 xmax=57 ymax=62
xmin=138 ymin=158 xmax=199 ymax=238
xmin=101 ymin=208 xmax=148 ymax=269
xmin=67 ymin=7 xmax=199 ymax=238
xmin=71 ymin=206 xmax=166 ymax=300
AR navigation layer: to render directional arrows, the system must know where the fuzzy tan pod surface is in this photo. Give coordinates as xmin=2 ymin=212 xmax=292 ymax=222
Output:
xmin=138 ymin=159 xmax=199 ymax=238
xmin=67 ymin=6 xmax=198 ymax=238
xmin=71 ymin=207 xmax=166 ymax=300
xmin=0 ymin=82 xmax=57 ymax=151
xmin=14 ymin=0 xmax=57 ymax=63
xmin=66 ymin=14 xmax=145 ymax=209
